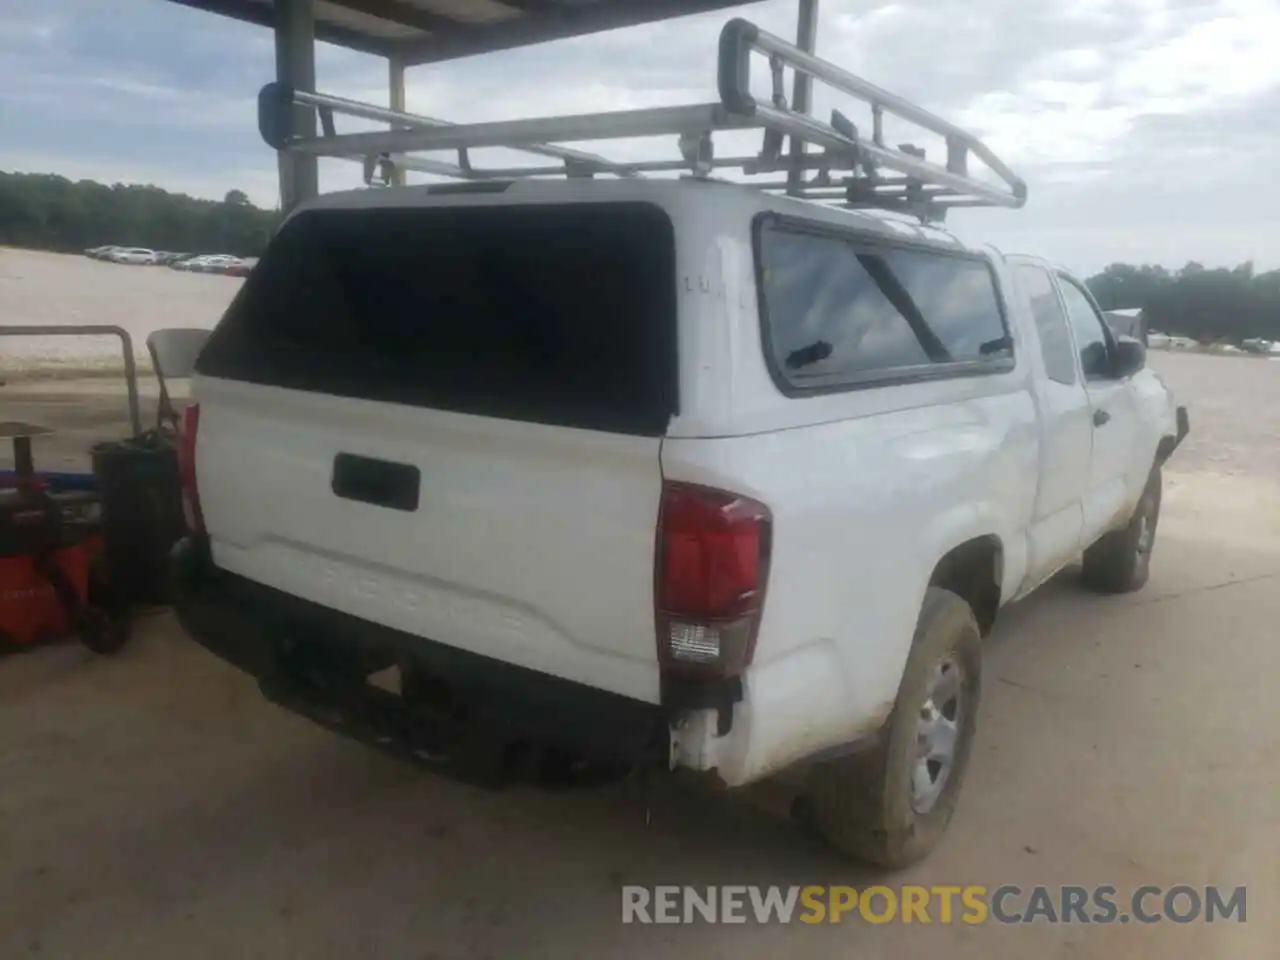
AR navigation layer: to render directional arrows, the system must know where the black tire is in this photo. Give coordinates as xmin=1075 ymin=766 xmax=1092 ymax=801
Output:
xmin=1081 ymin=468 xmax=1162 ymax=594
xmin=804 ymin=587 xmax=982 ymax=869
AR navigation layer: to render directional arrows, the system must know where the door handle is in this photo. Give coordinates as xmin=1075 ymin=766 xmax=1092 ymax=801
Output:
xmin=331 ymin=453 xmax=421 ymax=512
xmin=1093 ymin=408 xmax=1111 ymax=427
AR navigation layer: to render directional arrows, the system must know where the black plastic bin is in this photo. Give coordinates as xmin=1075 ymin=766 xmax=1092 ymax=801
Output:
xmin=91 ymin=433 xmax=186 ymax=608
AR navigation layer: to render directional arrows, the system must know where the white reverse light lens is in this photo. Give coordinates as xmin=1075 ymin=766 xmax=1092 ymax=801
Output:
xmin=668 ymin=622 xmax=721 ymax=663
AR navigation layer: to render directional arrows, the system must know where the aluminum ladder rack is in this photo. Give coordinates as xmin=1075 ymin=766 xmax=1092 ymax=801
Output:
xmin=257 ymin=17 xmax=1027 ymax=222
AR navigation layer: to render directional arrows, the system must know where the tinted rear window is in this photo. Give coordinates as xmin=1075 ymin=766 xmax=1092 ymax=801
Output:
xmin=757 ymin=221 xmax=1013 ymax=392
xmin=198 ymin=202 xmax=678 ymax=436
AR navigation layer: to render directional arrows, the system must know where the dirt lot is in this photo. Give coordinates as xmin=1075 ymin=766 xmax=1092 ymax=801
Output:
xmin=2 ymin=303 xmax=1278 ymax=954
xmin=1 ymin=247 xmax=234 ymax=377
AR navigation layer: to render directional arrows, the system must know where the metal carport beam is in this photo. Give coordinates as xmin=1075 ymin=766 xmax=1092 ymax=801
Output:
xmin=274 ymin=0 xmax=318 ymax=211
xmin=395 ymin=0 xmax=765 ymax=65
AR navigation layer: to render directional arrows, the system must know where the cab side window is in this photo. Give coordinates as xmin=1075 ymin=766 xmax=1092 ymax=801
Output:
xmin=1014 ymin=265 xmax=1076 ymax=385
xmin=1057 ymin=278 xmax=1112 ymax=380
xmin=756 ymin=223 xmax=1014 ymax=392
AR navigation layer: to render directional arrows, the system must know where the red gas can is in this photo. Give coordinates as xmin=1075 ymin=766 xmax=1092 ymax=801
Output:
xmin=0 ymin=478 xmax=104 ymax=650
xmin=0 ymin=542 xmax=93 ymax=647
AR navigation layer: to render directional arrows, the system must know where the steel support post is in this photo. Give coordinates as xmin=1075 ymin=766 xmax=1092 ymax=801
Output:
xmin=274 ymin=0 xmax=319 ymax=210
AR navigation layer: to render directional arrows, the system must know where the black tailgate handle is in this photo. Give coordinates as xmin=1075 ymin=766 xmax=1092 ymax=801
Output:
xmin=331 ymin=453 xmax=420 ymax=512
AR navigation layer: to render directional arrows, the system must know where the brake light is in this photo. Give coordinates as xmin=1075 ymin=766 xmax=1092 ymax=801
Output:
xmin=655 ymin=481 xmax=772 ymax=678
xmin=179 ymin=403 xmax=203 ymax=532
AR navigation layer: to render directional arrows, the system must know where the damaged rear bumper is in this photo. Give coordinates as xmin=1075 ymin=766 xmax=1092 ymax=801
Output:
xmin=170 ymin=536 xmax=667 ymax=784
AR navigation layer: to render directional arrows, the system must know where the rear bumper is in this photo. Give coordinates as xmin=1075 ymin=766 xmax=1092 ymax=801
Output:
xmin=171 ymin=537 xmax=888 ymax=788
xmin=171 ymin=536 xmax=666 ymax=775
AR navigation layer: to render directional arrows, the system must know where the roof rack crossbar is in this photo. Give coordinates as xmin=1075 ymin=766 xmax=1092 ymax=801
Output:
xmin=262 ymin=92 xmax=741 ymax=158
xmin=382 ymin=148 xmax=901 ymax=182
xmin=261 ymin=84 xmax=647 ymax=179
xmin=257 ymin=16 xmax=1027 ymax=221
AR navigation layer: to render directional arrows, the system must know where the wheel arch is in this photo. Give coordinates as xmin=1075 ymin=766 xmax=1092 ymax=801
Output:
xmin=927 ymin=535 xmax=1004 ymax=635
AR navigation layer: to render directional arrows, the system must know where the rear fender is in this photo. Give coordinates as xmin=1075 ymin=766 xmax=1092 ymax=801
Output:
xmin=920 ymin=500 xmax=1019 ymax=615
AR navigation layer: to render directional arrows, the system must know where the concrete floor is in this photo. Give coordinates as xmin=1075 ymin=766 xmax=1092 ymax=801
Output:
xmin=2 ymin=353 xmax=1277 ymax=958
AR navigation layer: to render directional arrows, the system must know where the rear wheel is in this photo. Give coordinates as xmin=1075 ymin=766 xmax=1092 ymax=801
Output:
xmin=1081 ymin=468 xmax=1162 ymax=594
xmin=804 ymin=587 xmax=982 ymax=869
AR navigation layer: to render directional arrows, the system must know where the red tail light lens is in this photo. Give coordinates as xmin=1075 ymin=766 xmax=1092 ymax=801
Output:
xmin=656 ymin=482 xmax=772 ymax=678
xmin=179 ymin=403 xmax=203 ymax=533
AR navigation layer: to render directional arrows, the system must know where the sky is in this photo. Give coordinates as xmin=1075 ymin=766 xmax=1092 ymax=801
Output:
xmin=2 ymin=0 xmax=1278 ymax=276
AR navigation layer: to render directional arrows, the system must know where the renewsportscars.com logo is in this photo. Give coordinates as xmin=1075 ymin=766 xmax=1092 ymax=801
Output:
xmin=621 ymin=885 xmax=1248 ymax=926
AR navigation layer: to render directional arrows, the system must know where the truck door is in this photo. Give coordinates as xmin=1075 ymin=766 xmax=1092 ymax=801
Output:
xmin=1011 ymin=263 xmax=1093 ymax=584
xmin=1056 ymin=276 xmax=1142 ymax=539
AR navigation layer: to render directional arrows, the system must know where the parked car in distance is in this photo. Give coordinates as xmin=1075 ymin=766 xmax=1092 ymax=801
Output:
xmin=84 ymin=245 xmax=121 ymax=259
xmin=224 ymin=257 xmax=258 ymax=277
xmin=106 ymin=247 xmax=160 ymax=265
xmin=205 ymin=257 xmax=245 ymax=275
xmin=180 ymin=254 xmax=241 ymax=274
xmin=1104 ymin=307 xmax=1147 ymax=347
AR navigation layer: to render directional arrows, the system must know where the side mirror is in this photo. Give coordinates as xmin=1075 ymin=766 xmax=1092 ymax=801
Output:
xmin=1112 ymin=336 xmax=1146 ymax=378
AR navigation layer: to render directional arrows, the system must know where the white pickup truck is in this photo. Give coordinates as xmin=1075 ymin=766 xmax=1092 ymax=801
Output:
xmin=171 ymin=177 xmax=1187 ymax=867
xmin=170 ymin=23 xmax=1187 ymax=867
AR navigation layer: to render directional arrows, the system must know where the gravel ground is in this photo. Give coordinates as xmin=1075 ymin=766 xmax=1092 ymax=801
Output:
xmin=1 ymin=251 xmax=1278 ymax=959
xmin=0 ymin=247 xmax=233 ymax=377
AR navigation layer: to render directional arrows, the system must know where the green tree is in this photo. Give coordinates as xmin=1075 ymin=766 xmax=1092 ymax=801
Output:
xmin=0 ymin=170 xmax=279 ymax=257
xmin=3 ymin=167 xmax=1278 ymax=344
xmin=1086 ymin=259 xmax=1279 ymax=344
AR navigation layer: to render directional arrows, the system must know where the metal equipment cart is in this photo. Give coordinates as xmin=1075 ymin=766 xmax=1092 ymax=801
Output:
xmin=0 ymin=325 xmax=146 ymax=653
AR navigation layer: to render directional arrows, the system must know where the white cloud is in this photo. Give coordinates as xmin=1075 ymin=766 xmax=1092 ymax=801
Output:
xmin=2 ymin=0 xmax=1279 ymax=273
xmin=1112 ymin=3 xmax=1280 ymax=106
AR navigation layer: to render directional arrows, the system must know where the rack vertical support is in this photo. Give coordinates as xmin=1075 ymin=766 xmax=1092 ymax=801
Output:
xmin=388 ymin=57 xmax=409 ymax=187
xmin=787 ymin=0 xmax=819 ymax=196
xmin=274 ymin=0 xmax=319 ymax=211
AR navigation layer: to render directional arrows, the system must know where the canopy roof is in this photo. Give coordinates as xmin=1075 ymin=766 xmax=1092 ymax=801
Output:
xmin=164 ymin=0 xmax=760 ymax=64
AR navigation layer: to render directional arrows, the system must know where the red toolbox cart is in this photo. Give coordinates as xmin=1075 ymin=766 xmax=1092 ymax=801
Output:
xmin=0 ymin=421 xmax=128 ymax=654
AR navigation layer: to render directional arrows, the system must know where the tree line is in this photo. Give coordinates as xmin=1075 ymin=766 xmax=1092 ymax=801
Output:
xmin=1087 ymin=261 xmax=1280 ymax=344
xmin=2 ymin=168 xmax=1277 ymax=343
xmin=0 ymin=171 xmax=279 ymax=258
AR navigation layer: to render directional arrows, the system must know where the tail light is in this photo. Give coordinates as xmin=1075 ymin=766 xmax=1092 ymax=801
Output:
xmin=178 ymin=403 xmax=203 ymax=533
xmin=655 ymin=481 xmax=772 ymax=679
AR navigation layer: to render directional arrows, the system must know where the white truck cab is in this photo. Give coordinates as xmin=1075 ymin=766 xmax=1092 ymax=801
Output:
xmin=171 ymin=17 xmax=1188 ymax=868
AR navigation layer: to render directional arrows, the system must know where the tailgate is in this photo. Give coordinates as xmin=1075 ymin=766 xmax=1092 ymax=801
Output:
xmin=191 ymin=199 xmax=678 ymax=703
xmin=197 ymin=381 xmax=664 ymax=702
